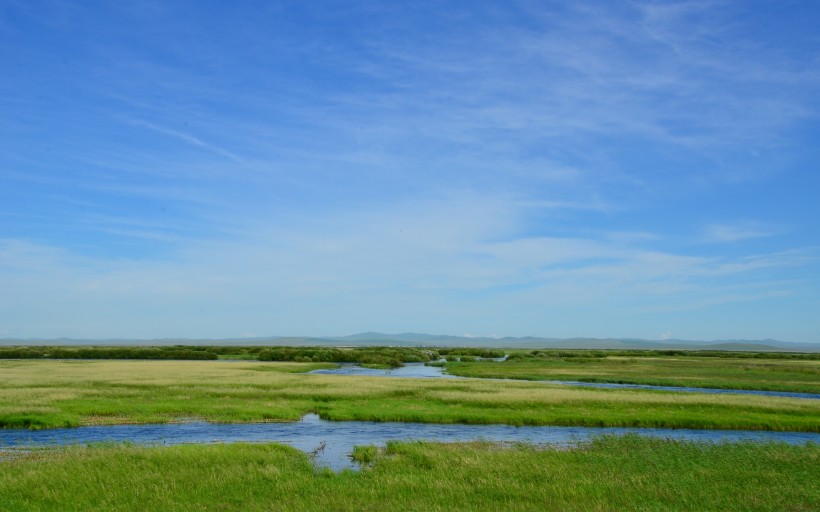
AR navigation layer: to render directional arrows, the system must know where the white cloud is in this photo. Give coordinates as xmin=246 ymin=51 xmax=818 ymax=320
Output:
xmin=0 ymin=191 xmax=813 ymax=339
xmin=2 ymin=1 xmax=818 ymax=342
xmin=705 ymin=223 xmax=776 ymax=243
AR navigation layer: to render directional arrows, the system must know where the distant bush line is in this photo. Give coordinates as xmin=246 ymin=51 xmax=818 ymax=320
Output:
xmin=437 ymin=348 xmax=506 ymax=358
xmin=0 ymin=345 xmax=516 ymax=365
xmin=1 ymin=345 xmax=814 ymax=362
xmin=0 ymin=346 xmax=447 ymax=365
xmin=0 ymin=346 xmax=219 ymax=360
xmin=507 ymin=349 xmax=820 ymax=361
xmin=256 ymin=347 xmax=439 ymax=368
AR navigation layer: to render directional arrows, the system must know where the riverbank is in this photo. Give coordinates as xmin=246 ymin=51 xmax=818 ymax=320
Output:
xmin=311 ymin=363 xmax=820 ymax=399
xmin=443 ymin=355 xmax=820 ymax=394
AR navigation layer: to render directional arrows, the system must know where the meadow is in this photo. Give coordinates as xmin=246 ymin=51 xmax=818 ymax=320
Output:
xmin=1 ymin=437 xmax=817 ymax=511
xmin=2 ymin=352 xmax=819 ymax=511
xmin=0 ymin=359 xmax=817 ymax=431
xmin=4 ymin=345 xmax=817 ymax=394
xmin=444 ymin=353 xmax=820 ymax=394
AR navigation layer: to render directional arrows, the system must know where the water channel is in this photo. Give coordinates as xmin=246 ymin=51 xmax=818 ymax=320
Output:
xmin=2 ymin=413 xmax=818 ymax=471
xmin=309 ymin=363 xmax=820 ymax=400
xmin=2 ymin=362 xmax=817 ymax=471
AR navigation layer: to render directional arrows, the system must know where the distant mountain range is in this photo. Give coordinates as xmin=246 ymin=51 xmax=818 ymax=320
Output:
xmin=2 ymin=332 xmax=819 ymax=352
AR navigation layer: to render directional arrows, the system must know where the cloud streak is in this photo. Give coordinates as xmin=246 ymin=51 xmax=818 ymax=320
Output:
xmin=705 ymin=223 xmax=778 ymax=243
xmin=126 ymin=119 xmax=247 ymax=164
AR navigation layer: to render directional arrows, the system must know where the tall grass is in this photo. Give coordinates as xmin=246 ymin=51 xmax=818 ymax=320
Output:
xmin=0 ymin=438 xmax=817 ymax=511
xmin=0 ymin=360 xmax=817 ymax=431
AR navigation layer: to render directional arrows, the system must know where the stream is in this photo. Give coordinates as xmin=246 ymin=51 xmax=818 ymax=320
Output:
xmin=309 ymin=363 xmax=820 ymax=400
xmin=2 ymin=413 xmax=818 ymax=471
xmin=3 ymin=362 xmax=817 ymax=471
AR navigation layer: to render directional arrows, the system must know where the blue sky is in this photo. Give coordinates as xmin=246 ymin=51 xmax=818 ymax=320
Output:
xmin=2 ymin=1 xmax=819 ymax=341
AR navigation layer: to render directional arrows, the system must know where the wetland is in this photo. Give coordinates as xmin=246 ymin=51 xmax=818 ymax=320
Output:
xmin=1 ymin=348 xmax=818 ymax=510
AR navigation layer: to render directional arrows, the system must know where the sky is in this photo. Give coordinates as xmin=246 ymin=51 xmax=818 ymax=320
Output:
xmin=1 ymin=1 xmax=819 ymax=342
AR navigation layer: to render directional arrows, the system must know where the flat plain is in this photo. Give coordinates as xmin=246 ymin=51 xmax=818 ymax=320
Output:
xmin=1 ymin=352 xmax=818 ymax=511
xmin=0 ymin=358 xmax=818 ymax=431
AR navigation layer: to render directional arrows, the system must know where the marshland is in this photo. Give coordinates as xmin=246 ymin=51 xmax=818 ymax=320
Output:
xmin=1 ymin=347 xmax=818 ymax=510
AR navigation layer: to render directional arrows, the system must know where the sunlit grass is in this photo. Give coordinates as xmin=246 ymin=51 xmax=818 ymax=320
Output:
xmin=1 ymin=360 xmax=818 ymax=431
xmin=0 ymin=438 xmax=817 ymax=511
xmin=445 ymin=356 xmax=820 ymax=393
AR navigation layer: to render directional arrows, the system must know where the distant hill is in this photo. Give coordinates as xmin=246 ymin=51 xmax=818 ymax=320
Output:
xmin=329 ymin=333 xmax=820 ymax=352
xmin=1 ymin=332 xmax=819 ymax=352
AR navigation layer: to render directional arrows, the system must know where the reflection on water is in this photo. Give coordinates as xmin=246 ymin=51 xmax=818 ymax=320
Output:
xmin=310 ymin=363 xmax=820 ymax=400
xmin=539 ymin=380 xmax=820 ymax=399
xmin=1 ymin=414 xmax=818 ymax=471
xmin=309 ymin=362 xmax=458 ymax=379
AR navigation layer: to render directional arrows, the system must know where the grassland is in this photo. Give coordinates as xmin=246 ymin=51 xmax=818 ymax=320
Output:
xmin=7 ymin=345 xmax=816 ymax=393
xmin=1 ymin=437 xmax=817 ymax=511
xmin=0 ymin=359 xmax=818 ymax=431
xmin=2 ymin=354 xmax=818 ymax=511
xmin=444 ymin=355 xmax=820 ymax=393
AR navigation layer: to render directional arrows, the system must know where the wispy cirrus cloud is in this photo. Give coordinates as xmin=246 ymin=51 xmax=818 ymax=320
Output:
xmin=704 ymin=223 xmax=779 ymax=243
xmin=1 ymin=191 xmax=815 ymax=339
xmin=2 ymin=1 xmax=819 ymax=341
xmin=125 ymin=119 xmax=247 ymax=164
xmin=337 ymin=0 xmax=818 ymax=186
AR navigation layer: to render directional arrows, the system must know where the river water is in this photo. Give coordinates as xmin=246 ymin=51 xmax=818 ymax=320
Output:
xmin=2 ymin=414 xmax=817 ymax=471
xmin=309 ymin=363 xmax=820 ymax=400
xmin=309 ymin=362 xmax=459 ymax=379
xmin=2 ymin=362 xmax=817 ymax=471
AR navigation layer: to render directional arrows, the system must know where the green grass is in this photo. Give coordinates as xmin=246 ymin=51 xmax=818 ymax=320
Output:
xmin=0 ymin=360 xmax=818 ymax=431
xmin=0 ymin=437 xmax=817 ymax=511
xmin=444 ymin=356 xmax=820 ymax=393
xmin=217 ymin=353 xmax=259 ymax=360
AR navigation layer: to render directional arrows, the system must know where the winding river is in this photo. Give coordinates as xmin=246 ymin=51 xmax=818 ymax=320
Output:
xmin=2 ymin=413 xmax=818 ymax=471
xmin=309 ymin=363 xmax=820 ymax=400
xmin=2 ymin=361 xmax=817 ymax=471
